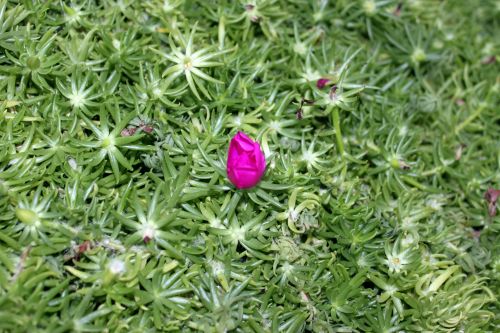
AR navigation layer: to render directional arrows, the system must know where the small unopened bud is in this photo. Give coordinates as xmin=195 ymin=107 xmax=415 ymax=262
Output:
xmin=316 ymin=78 xmax=330 ymax=89
xmin=481 ymin=55 xmax=496 ymax=65
xmin=485 ymin=188 xmax=500 ymax=217
xmin=394 ymin=3 xmax=402 ymax=16
xmin=142 ymin=125 xmax=154 ymax=133
xmin=399 ymin=160 xmax=411 ymax=170
xmin=244 ymin=4 xmax=260 ymax=22
xmin=78 ymin=241 xmax=91 ymax=253
xmin=454 ymin=144 xmax=466 ymax=161
xmin=68 ymin=158 xmax=78 ymax=170
xmin=296 ymin=108 xmax=303 ymax=120
xmin=121 ymin=127 xmax=137 ymax=137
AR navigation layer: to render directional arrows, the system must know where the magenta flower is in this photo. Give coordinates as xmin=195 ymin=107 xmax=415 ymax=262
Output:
xmin=227 ymin=132 xmax=266 ymax=189
xmin=316 ymin=78 xmax=330 ymax=89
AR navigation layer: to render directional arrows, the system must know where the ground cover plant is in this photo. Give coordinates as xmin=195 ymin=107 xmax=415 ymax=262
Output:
xmin=0 ymin=0 xmax=499 ymax=332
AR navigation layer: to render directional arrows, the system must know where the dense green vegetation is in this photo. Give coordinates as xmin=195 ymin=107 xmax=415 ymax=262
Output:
xmin=0 ymin=0 xmax=499 ymax=332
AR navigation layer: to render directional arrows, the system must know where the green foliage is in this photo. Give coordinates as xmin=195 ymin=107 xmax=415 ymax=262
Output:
xmin=0 ymin=0 xmax=499 ymax=332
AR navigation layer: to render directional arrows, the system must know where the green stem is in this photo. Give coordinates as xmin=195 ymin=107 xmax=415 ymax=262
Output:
xmin=331 ymin=106 xmax=345 ymax=157
xmin=454 ymin=103 xmax=486 ymax=135
xmin=454 ymin=90 xmax=492 ymax=135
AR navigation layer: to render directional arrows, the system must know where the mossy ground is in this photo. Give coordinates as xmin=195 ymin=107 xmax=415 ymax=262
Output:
xmin=0 ymin=1 xmax=499 ymax=332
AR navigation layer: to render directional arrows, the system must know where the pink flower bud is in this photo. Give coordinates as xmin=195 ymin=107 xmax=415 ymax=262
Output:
xmin=316 ymin=78 xmax=330 ymax=89
xmin=485 ymin=188 xmax=500 ymax=217
xmin=121 ymin=127 xmax=137 ymax=137
xmin=227 ymin=132 xmax=266 ymax=189
xmin=485 ymin=188 xmax=500 ymax=203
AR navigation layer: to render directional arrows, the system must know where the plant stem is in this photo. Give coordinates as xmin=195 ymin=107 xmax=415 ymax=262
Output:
xmin=454 ymin=103 xmax=486 ymax=135
xmin=330 ymin=106 xmax=345 ymax=157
